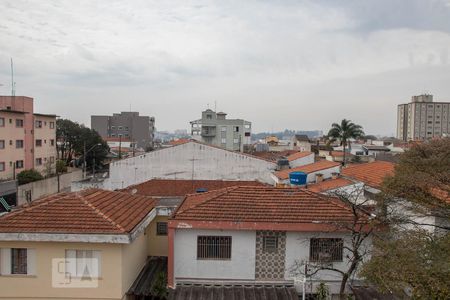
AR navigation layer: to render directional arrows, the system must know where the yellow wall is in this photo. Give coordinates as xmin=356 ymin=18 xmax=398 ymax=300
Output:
xmin=121 ymin=232 xmax=148 ymax=297
xmin=146 ymin=216 xmax=169 ymax=257
xmin=0 ymin=240 xmax=123 ymax=300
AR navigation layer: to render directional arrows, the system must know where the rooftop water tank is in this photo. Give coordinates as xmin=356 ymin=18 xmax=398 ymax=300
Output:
xmin=289 ymin=171 xmax=307 ymax=186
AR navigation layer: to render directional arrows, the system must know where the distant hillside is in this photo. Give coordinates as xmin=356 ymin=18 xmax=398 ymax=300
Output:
xmin=252 ymin=129 xmax=323 ymax=141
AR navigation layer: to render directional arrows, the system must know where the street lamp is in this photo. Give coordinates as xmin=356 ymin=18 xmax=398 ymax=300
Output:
xmin=83 ymin=142 xmax=102 ymax=179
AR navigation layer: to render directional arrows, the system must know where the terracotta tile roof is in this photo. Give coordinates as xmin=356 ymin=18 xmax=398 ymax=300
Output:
xmin=251 ymin=150 xmax=298 ymax=162
xmin=0 ymin=189 xmax=156 ymax=234
xmin=306 ymin=177 xmax=354 ymax=193
xmin=273 ymin=160 xmax=341 ymax=180
xmin=172 ymin=186 xmax=358 ymax=223
xmin=122 ymin=179 xmax=267 ymax=197
xmin=342 ymin=161 xmax=395 ymax=188
xmin=168 ymin=139 xmax=192 ymax=146
xmin=329 ymin=151 xmax=353 ymax=157
xmin=287 ymin=151 xmax=313 ymax=161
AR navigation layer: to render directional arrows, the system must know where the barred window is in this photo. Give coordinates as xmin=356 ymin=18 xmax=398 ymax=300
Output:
xmin=11 ymin=248 xmax=27 ymax=274
xmin=263 ymin=236 xmax=278 ymax=252
xmin=310 ymin=238 xmax=343 ymax=262
xmin=156 ymin=222 xmax=168 ymax=236
xmin=197 ymin=236 xmax=231 ymax=260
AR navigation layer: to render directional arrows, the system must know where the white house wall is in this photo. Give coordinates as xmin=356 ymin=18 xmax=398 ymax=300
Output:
xmin=285 ymin=232 xmax=372 ymax=294
xmin=105 ymin=142 xmax=276 ymax=190
xmin=289 ymin=154 xmax=315 ymax=168
xmin=174 ymin=229 xmax=256 ymax=282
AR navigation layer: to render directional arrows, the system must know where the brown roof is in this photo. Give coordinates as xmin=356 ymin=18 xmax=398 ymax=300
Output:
xmin=287 ymin=151 xmax=313 ymax=161
xmin=0 ymin=189 xmax=156 ymax=234
xmin=307 ymin=177 xmax=354 ymax=193
xmin=251 ymin=150 xmax=298 ymax=162
xmin=274 ymin=160 xmax=341 ymax=180
xmin=172 ymin=186 xmax=358 ymax=223
xmin=122 ymin=179 xmax=267 ymax=197
xmin=168 ymin=139 xmax=192 ymax=146
xmin=342 ymin=161 xmax=395 ymax=188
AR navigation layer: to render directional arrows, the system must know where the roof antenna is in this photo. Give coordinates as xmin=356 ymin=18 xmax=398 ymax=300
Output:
xmin=11 ymin=58 xmax=16 ymax=96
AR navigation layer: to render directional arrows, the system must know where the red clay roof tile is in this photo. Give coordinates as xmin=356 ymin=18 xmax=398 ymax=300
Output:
xmin=341 ymin=161 xmax=395 ymax=188
xmin=306 ymin=178 xmax=354 ymax=193
xmin=0 ymin=189 xmax=156 ymax=234
xmin=287 ymin=151 xmax=314 ymax=161
xmin=172 ymin=186 xmax=360 ymax=224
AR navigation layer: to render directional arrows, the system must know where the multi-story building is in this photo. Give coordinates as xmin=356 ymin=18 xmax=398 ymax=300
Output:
xmin=0 ymin=96 xmax=57 ymax=181
xmin=91 ymin=111 xmax=155 ymax=150
xmin=190 ymin=109 xmax=251 ymax=152
xmin=397 ymin=94 xmax=450 ymax=141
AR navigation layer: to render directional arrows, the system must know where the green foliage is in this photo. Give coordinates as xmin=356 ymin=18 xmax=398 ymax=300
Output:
xmin=382 ymin=138 xmax=450 ymax=217
xmin=56 ymin=160 xmax=67 ymax=173
xmin=327 ymin=119 xmax=364 ymax=165
xmin=316 ymin=282 xmax=330 ymax=300
xmin=17 ymin=169 xmax=44 ymax=185
xmin=151 ymin=271 xmax=168 ymax=299
xmin=361 ymin=231 xmax=450 ymax=299
xmin=56 ymin=119 xmax=109 ymax=168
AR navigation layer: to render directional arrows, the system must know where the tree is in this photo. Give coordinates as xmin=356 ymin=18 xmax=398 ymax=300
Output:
xmin=382 ymin=138 xmax=450 ymax=223
xmin=56 ymin=160 xmax=68 ymax=174
xmin=361 ymin=230 xmax=450 ymax=299
xmin=327 ymin=119 xmax=364 ymax=165
xmin=56 ymin=119 xmax=109 ymax=169
xmin=17 ymin=169 xmax=44 ymax=185
xmin=289 ymin=188 xmax=377 ymax=300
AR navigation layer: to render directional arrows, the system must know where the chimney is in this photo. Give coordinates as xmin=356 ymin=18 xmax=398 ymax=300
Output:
xmin=315 ymin=173 xmax=324 ymax=183
xmin=331 ymin=172 xmax=339 ymax=180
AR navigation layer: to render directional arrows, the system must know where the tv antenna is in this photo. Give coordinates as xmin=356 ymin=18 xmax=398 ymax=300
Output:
xmin=11 ymin=58 xmax=16 ymax=96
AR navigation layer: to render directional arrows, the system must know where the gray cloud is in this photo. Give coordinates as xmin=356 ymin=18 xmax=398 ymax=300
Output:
xmin=0 ymin=0 xmax=449 ymax=135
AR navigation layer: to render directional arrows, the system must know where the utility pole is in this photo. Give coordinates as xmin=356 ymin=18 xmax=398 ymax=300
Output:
xmin=11 ymin=58 xmax=15 ymax=97
xmin=83 ymin=141 xmax=86 ymax=179
xmin=118 ymin=135 xmax=122 ymax=159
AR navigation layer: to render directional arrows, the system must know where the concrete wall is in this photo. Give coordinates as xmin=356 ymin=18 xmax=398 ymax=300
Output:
xmin=174 ymin=229 xmax=256 ymax=282
xmin=103 ymin=142 xmax=276 ymax=190
xmin=0 ymin=240 xmax=124 ymax=300
xmin=33 ymin=115 xmax=57 ymax=176
xmin=17 ymin=169 xmax=83 ymax=206
xmin=121 ymin=232 xmax=148 ymax=297
xmin=285 ymin=232 xmax=372 ymax=295
xmin=289 ymin=154 xmax=315 ymax=168
xmin=147 ymin=216 xmax=169 ymax=257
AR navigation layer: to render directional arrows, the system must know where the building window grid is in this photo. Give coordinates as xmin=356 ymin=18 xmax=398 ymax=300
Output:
xmin=197 ymin=236 xmax=232 ymax=260
xmin=156 ymin=222 xmax=168 ymax=236
xmin=11 ymin=248 xmax=27 ymax=274
xmin=309 ymin=238 xmax=343 ymax=262
xmin=263 ymin=236 xmax=278 ymax=252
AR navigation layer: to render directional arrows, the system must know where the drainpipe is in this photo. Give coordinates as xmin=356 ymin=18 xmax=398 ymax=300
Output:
xmin=302 ymin=277 xmax=306 ymax=300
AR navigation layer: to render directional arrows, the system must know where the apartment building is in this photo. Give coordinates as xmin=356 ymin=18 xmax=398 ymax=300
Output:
xmin=91 ymin=112 xmax=155 ymax=150
xmin=0 ymin=96 xmax=57 ymax=180
xmin=397 ymin=94 xmax=450 ymax=141
xmin=190 ymin=109 xmax=251 ymax=152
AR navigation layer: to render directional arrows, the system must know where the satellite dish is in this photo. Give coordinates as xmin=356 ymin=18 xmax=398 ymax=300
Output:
xmin=131 ymin=189 xmax=138 ymax=195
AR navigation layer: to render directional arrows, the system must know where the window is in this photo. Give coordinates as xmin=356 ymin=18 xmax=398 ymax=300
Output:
xmin=50 ymin=139 xmax=55 ymax=146
xmin=50 ymin=156 xmax=55 ymax=163
xmin=35 ymin=120 xmax=42 ymax=128
xmin=234 ymin=126 xmax=239 ymax=132
xmin=206 ymin=114 xmax=212 ymax=119
xmin=221 ymin=126 xmax=227 ymax=132
xmin=16 ymin=140 xmax=24 ymax=148
xmin=49 ymin=121 xmax=55 ymax=129
xmin=197 ymin=236 xmax=232 ymax=260
xmin=35 ymin=139 xmax=42 ymax=147
xmin=310 ymin=238 xmax=343 ymax=262
xmin=15 ymin=119 xmax=24 ymax=128
xmin=245 ymin=132 xmax=251 ymax=137
xmin=118 ymin=126 xmax=123 ymax=130
xmin=16 ymin=160 xmax=24 ymax=169
xmin=65 ymin=250 xmax=101 ymax=278
xmin=0 ymin=140 xmax=4 ymax=149
xmin=156 ymin=222 xmax=168 ymax=236
xmin=36 ymin=158 xmax=42 ymax=166
xmin=0 ymin=117 xmax=5 ymax=127
xmin=233 ymin=138 xmax=239 ymax=144
xmin=0 ymin=162 xmax=5 ymax=172
xmin=263 ymin=236 xmax=278 ymax=252
xmin=11 ymin=248 xmax=27 ymax=274
xmin=221 ymin=138 xmax=227 ymax=144
xmin=244 ymin=124 xmax=251 ymax=129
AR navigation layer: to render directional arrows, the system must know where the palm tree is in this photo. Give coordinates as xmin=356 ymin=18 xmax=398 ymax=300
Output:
xmin=327 ymin=119 xmax=364 ymax=165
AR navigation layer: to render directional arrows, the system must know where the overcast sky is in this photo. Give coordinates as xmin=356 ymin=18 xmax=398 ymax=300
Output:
xmin=1 ymin=0 xmax=450 ymax=136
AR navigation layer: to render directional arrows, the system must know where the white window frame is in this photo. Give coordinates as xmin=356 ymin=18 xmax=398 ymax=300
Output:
xmin=0 ymin=248 xmax=36 ymax=275
xmin=65 ymin=250 xmax=101 ymax=278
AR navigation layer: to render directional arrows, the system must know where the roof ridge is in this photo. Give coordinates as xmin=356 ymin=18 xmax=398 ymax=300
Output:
xmin=297 ymin=188 xmax=356 ymax=215
xmin=75 ymin=190 xmax=127 ymax=233
xmin=0 ymin=192 xmax=73 ymax=220
xmin=175 ymin=186 xmax=241 ymax=215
